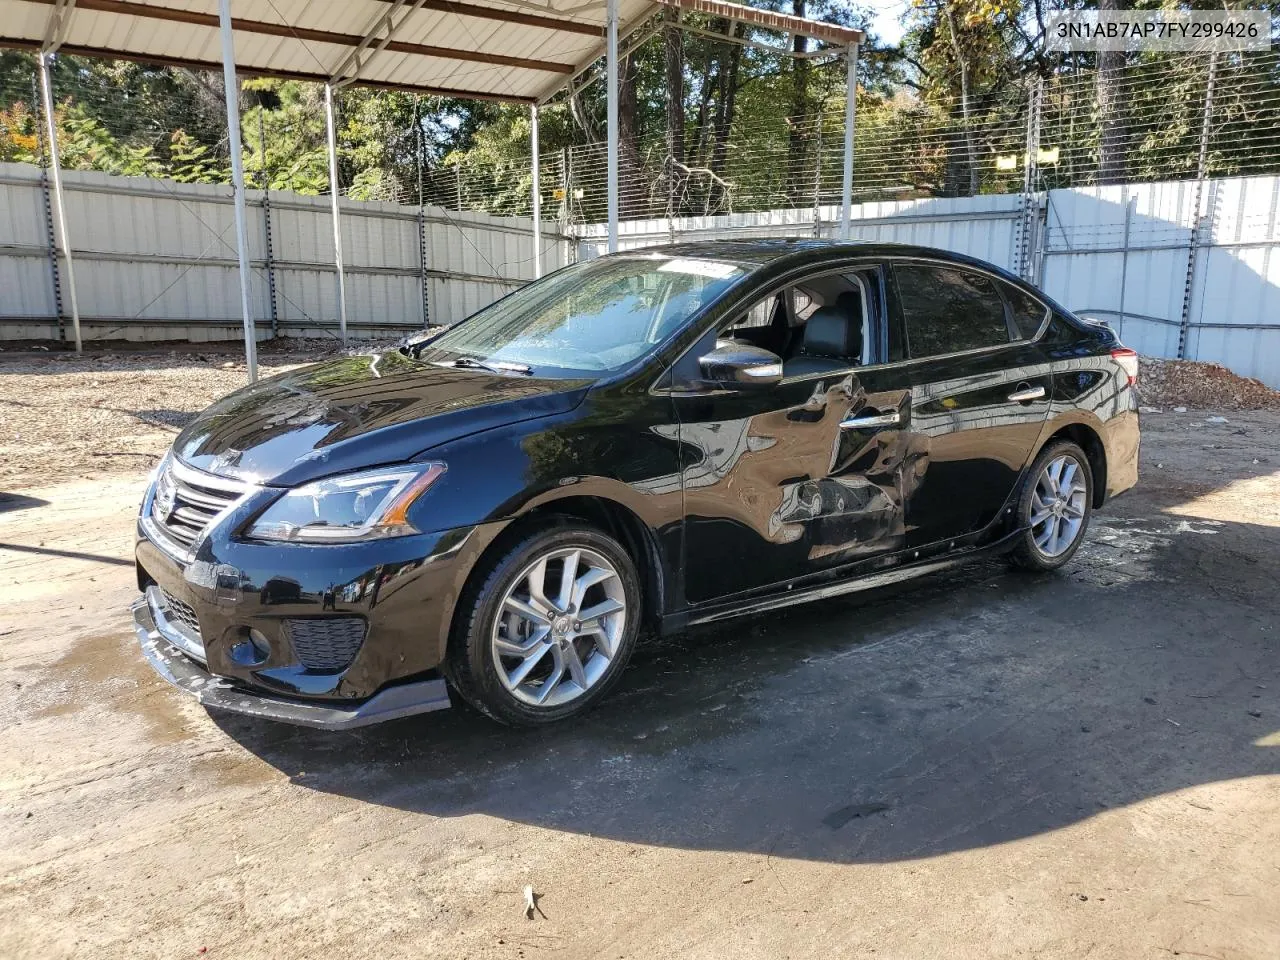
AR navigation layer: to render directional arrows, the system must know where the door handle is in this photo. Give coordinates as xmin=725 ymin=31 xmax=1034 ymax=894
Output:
xmin=840 ymin=410 xmax=901 ymax=430
xmin=1007 ymin=385 xmax=1046 ymax=403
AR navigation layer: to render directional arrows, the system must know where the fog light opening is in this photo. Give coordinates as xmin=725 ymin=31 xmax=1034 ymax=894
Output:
xmin=230 ymin=629 xmax=272 ymax=667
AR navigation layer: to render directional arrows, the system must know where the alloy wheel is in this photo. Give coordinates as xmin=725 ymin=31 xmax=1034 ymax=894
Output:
xmin=491 ymin=546 xmax=627 ymax=708
xmin=1030 ymin=454 xmax=1088 ymax=558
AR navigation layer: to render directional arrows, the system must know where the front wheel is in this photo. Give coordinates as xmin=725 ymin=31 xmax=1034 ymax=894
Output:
xmin=445 ymin=524 xmax=641 ymax=726
xmin=1009 ymin=440 xmax=1093 ymax=572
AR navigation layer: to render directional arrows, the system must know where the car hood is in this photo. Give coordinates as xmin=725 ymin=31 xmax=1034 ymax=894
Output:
xmin=173 ymin=352 xmax=591 ymax=486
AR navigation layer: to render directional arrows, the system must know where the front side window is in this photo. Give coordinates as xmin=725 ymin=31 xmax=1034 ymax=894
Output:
xmin=893 ymin=263 xmax=1012 ymax=359
xmin=417 ymin=255 xmax=749 ymax=377
xmin=716 ymin=271 xmax=875 ymax=373
xmin=790 ymin=272 xmax=874 ymax=367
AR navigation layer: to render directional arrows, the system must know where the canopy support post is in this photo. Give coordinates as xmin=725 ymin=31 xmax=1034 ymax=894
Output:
xmin=217 ymin=0 xmax=258 ymax=381
xmin=606 ymin=0 xmax=619 ymax=252
xmin=840 ymin=41 xmax=858 ymax=240
xmin=531 ymin=103 xmax=542 ymax=278
xmin=324 ymin=83 xmax=349 ymax=345
xmin=36 ymin=50 xmax=80 ymax=353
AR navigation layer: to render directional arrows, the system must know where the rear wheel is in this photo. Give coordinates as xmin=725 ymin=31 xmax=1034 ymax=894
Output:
xmin=445 ymin=524 xmax=641 ymax=726
xmin=1010 ymin=440 xmax=1093 ymax=572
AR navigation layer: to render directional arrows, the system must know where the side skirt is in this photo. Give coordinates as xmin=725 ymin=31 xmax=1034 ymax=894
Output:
xmin=662 ymin=529 xmax=1022 ymax=633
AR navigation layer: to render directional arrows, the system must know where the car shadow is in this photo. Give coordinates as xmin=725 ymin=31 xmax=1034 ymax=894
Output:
xmin=213 ymin=503 xmax=1280 ymax=865
xmin=109 ymin=408 xmax=197 ymax=430
xmin=0 ymin=492 xmax=48 ymax=514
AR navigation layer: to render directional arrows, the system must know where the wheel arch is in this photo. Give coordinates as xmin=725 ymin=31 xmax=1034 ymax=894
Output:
xmin=456 ymin=490 xmax=668 ymax=640
xmin=1041 ymin=420 xmax=1107 ymax=509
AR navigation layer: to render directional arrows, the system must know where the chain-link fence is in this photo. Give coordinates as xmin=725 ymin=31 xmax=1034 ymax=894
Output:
xmin=411 ymin=50 xmax=1280 ymax=226
xmin=7 ymin=47 xmax=1279 ymax=228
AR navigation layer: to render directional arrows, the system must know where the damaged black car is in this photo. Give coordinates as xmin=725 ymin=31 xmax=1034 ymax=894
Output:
xmin=133 ymin=239 xmax=1140 ymax=728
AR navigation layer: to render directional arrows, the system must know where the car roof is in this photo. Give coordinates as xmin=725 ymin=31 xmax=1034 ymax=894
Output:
xmin=618 ymin=237 xmax=1057 ymax=304
xmin=622 ymin=238 xmax=989 ymax=269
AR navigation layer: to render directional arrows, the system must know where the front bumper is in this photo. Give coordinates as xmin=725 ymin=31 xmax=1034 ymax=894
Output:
xmin=133 ymin=588 xmax=452 ymax=729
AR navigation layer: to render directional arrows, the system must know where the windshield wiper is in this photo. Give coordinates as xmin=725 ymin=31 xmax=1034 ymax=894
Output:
xmin=434 ymin=356 xmax=533 ymax=375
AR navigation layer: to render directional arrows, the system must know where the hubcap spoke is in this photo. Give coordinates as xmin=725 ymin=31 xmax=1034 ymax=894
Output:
xmin=579 ymin=597 xmax=624 ymax=625
xmin=563 ymin=642 xmax=589 ymax=689
xmin=571 ymin=566 xmax=615 ymax=609
xmin=556 ymin=550 xmax=581 ymax=612
xmin=578 ymin=621 xmax=612 ymax=658
xmin=506 ymin=640 xmax=553 ymax=686
xmin=534 ymin=647 xmax=565 ymax=704
xmin=494 ymin=624 xmax=549 ymax=659
xmin=1060 ymin=461 xmax=1077 ymax=494
xmin=503 ymin=595 xmax=550 ymax=625
xmin=526 ymin=556 xmax=553 ymax=612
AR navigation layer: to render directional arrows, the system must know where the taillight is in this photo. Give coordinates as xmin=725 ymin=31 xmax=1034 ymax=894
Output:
xmin=1110 ymin=347 xmax=1139 ymax=387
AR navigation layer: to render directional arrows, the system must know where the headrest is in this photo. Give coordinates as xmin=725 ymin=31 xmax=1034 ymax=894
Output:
xmin=801 ymin=289 xmax=863 ymax=359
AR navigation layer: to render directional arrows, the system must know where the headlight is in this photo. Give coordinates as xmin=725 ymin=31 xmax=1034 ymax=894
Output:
xmin=246 ymin=463 xmax=446 ymax=543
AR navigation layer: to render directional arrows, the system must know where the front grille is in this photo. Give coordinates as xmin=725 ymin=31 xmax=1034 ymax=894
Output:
xmin=161 ymin=588 xmax=202 ymax=639
xmin=151 ymin=459 xmax=247 ymax=551
xmin=287 ymin=618 xmax=366 ymax=672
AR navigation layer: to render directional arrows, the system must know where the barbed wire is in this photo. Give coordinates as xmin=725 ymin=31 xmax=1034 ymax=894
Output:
xmin=5 ymin=47 xmax=1280 ymax=227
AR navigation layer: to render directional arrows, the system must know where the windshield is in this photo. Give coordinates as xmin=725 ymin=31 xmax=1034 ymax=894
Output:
xmin=416 ymin=254 xmax=749 ymax=378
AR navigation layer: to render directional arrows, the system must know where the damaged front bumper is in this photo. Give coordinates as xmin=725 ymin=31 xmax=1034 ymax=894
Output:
xmin=132 ymin=588 xmax=452 ymax=730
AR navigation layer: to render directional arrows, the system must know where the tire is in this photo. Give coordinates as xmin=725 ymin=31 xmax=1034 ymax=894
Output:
xmin=1009 ymin=440 xmax=1094 ymax=572
xmin=444 ymin=523 xmax=642 ymax=726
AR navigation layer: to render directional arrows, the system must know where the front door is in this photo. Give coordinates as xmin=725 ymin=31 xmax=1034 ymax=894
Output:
xmin=670 ymin=267 xmax=920 ymax=606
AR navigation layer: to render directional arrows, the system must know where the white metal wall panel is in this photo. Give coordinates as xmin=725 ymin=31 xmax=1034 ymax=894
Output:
xmin=7 ymin=161 xmax=1279 ymax=385
xmin=0 ymin=163 xmax=55 ymax=318
xmin=1185 ymin=176 xmax=1280 ymax=385
xmin=1042 ymin=177 xmax=1280 ymax=386
xmin=578 ymin=195 xmax=1023 ymax=269
xmin=0 ymin=164 xmax=572 ymax=338
xmin=424 ymin=208 xmax=568 ymax=327
xmin=1038 ymin=183 xmax=1192 ymax=359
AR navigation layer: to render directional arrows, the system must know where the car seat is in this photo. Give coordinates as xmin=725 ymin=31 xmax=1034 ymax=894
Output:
xmin=784 ymin=289 xmax=863 ymax=376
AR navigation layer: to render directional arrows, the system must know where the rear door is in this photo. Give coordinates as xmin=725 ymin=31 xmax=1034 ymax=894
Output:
xmin=887 ymin=260 xmax=1052 ymax=547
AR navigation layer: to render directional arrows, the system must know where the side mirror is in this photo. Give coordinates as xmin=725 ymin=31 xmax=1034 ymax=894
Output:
xmin=698 ymin=341 xmax=784 ymax=389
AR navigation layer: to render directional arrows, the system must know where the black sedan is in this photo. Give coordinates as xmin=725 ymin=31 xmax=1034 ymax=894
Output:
xmin=132 ymin=239 xmax=1140 ymax=728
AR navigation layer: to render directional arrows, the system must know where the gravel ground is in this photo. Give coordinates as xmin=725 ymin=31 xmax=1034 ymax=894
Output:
xmin=0 ymin=342 xmax=396 ymax=488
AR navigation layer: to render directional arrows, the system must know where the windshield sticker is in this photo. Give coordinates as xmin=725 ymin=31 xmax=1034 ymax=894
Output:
xmin=657 ymin=259 xmax=740 ymax=280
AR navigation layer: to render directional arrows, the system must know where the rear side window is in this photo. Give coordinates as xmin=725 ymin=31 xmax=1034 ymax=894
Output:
xmin=1001 ymin=282 xmax=1050 ymax=339
xmin=893 ymin=264 xmax=1012 ymax=359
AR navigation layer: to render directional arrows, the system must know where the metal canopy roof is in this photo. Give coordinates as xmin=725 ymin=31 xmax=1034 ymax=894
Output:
xmin=1 ymin=0 xmax=864 ymax=104
xmin=6 ymin=0 xmax=863 ymax=378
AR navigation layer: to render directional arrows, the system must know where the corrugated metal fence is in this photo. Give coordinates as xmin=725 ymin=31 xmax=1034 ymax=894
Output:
xmin=576 ymin=194 xmax=1026 ymax=268
xmin=0 ymin=162 xmax=571 ymax=342
xmin=4 ymin=161 xmax=1280 ymax=387
xmin=579 ymin=178 xmax=1280 ymax=388
xmin=1037 ymin=176 xmax=1280 ymax=388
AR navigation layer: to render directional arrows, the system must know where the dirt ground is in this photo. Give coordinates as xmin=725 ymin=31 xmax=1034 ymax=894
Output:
xmin=1 ymin=356 xmax=1279 ymax=959
xmin=0 ymin=347 xmax=340 ymax=487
